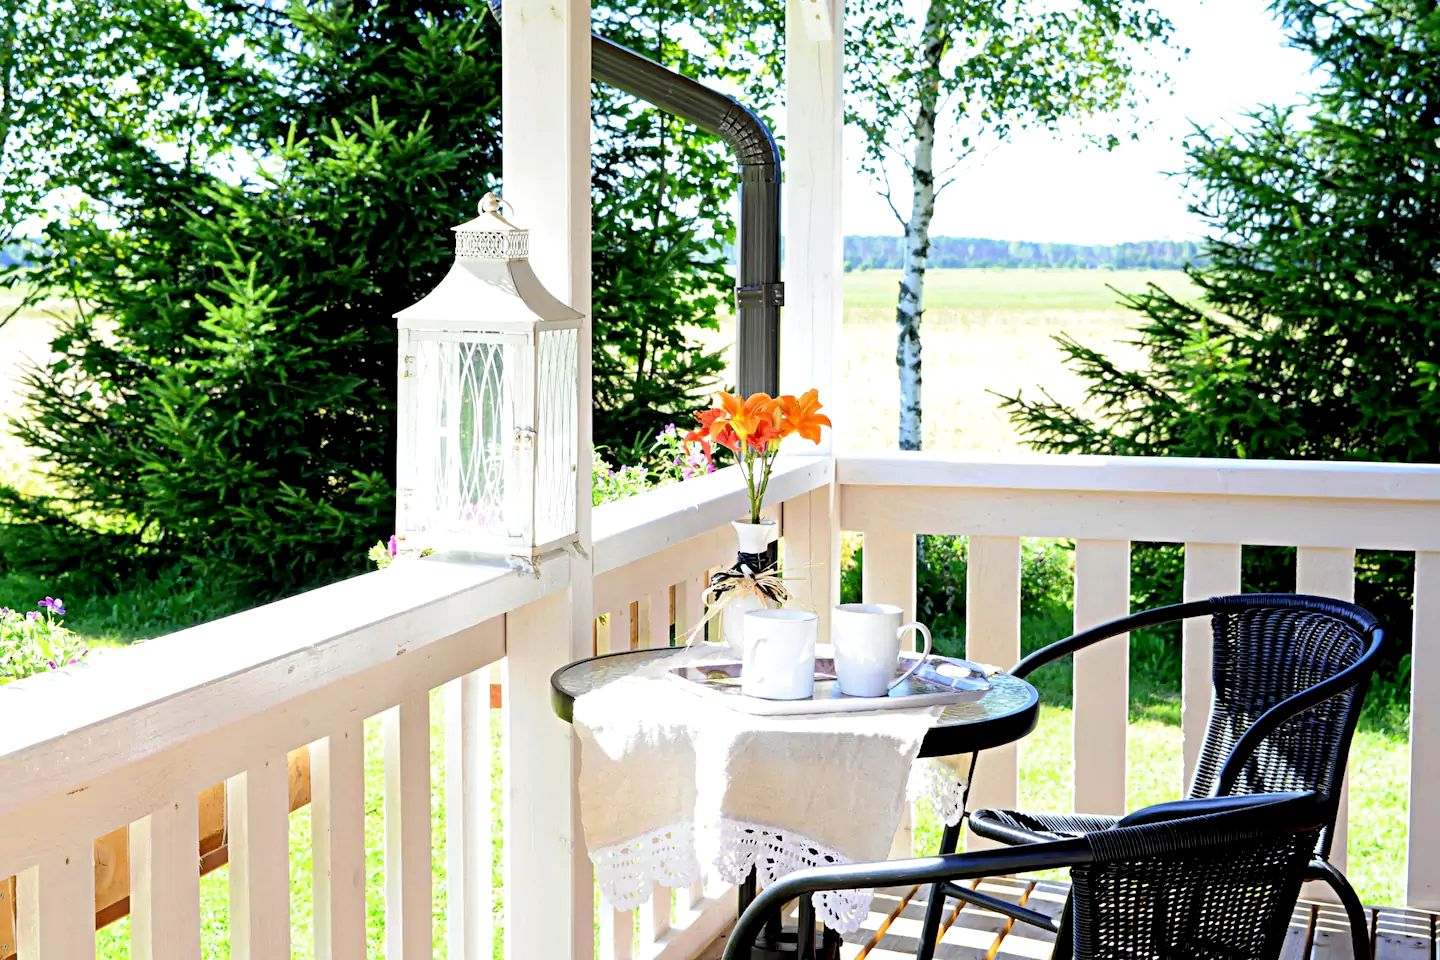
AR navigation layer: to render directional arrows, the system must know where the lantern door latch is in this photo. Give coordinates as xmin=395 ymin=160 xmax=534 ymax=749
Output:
xmin=514 ymin=427 xmax=537 ymax=451
xmin=402 ymin=355 xmax=416 ymax=379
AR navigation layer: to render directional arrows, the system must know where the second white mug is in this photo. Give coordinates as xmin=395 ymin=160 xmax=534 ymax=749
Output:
xmin=831 ymin=603 xmax=933 ymax=697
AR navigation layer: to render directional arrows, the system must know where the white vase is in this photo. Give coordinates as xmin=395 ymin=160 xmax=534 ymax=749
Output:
xmin=731 ymin=519 xmax=775 ymax=556
xmin=721 ymin=519 xmax=779 ymax=656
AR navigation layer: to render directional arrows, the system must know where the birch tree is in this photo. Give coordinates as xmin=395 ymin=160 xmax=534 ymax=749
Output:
xmin=845 ymin=0 xmax=1177 ymax=449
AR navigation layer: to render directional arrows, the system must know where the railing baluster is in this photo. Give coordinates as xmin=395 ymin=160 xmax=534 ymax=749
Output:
xmin=446 ymin=668 xmax=494 ymax=960
xmin=674 ymin=574 xmax=709 ymax=911
xmin=1073 ymin=539 xmax=1131 ymax=816
xmin=312 ymin=721 xmax=366 ymax=960
xmin=1297 ymin=546 xmax=1357 ymax=879
xmin=864 ymin=526 xmax=917 ymax=856
xmin=131 ymin=795 xmax=201 ymax=960
xmin=782 ymin=484 xmax=840 ymax=642
xmin=1180 ymin=543 xmax=1241 ymax=791
xmin=1408 ymin=551 xmax=1440 ymax=910
xmin=609 ymin=602 xmax=635 ymax=654
xmin=227 ymin=757 xmax=291 ymax=960
xmin=17 ymin=848 xmax=94 ymax=959
xmin=385 ymin=692 xmax=433 ymax=960
xmin=966 ymin=536 xmax=1022 ymax=848
xmin=641 ymin=590 xmax=675 ymax=945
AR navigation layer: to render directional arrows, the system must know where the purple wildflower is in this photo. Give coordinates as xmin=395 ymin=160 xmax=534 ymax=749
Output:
xmin=388 ymin=534 xmax=399 ymax=557
xmin=47 ymin=660 xmax=58 ymax=670
xmin=26 ymin=611 xmax=38 ymax=622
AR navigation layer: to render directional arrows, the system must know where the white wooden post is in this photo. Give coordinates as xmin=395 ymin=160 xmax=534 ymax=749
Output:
xmin=783 ymin=0 xmax=842 ymax=435
xmin=385 ymin=693 xmax=433 ymax=960
xmin=1072 ymin=539 xmax=1130 ymax=817
xmin=505 ymin=588 xmax=592 ymax=959
xmin=312 ymin=722 xmax=366 ymax=960
xmin=131 ymin=796 xmax=202 ymax=960
xmin=1408 ymin=551 xmax=1440 ymax=910
xmin=965 ymin=536 xmax=1022 ymax=848
xmin=501 ymin=0 xmax=593 ymax=951
xmin=1180 ymin=543 xmax=1241 ymax=791
xmin=1296 ymin=546 xmax=1356 ymax=881
xmin=227 ymin=758 xmax=291 ymax=960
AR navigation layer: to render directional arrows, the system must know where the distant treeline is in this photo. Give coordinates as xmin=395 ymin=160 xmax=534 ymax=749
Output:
xmin=845 ymin=235 xmax=1204 ymax=271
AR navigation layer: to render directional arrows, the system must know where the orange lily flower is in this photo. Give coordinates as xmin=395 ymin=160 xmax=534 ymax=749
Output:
xmin=717 ymin=390 xmax=775 ymax=444
xmin=777 ymin=389 xmax=832 ymax=444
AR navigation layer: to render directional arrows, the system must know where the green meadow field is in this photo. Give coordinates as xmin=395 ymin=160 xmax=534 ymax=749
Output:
xmin=834 ymin=268 xmax=1199 ymax=451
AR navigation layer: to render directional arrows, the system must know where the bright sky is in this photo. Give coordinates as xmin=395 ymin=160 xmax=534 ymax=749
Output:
xmin=843 ymin=0 xmax=1319 ymax=244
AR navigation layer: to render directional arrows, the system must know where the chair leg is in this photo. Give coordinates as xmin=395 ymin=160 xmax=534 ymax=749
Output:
xmin=917 ymin=820 xmax=964 ymax=960
xmin=1050 ymin=894 xmax=1074 ymax=960
xmin=1310 ymin=860 xmax=1371 ymax=960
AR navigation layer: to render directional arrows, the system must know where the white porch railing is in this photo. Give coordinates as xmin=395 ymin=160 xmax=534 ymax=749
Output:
xmin=0 ymin=451 xmax=1435 ymax=960
xmin=838 ymin=451 xmax=1440 ymax=912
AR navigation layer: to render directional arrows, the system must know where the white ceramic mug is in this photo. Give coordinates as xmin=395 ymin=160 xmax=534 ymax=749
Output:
xmin=741 ymin=609 xmax=818 ymax=700
xmin=831 ymin=603 xmax=933 ymax=697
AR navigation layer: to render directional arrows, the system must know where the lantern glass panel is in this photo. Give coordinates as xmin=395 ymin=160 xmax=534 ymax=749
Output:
xmin=405 ymin=332 xmax=528 ymax=539
xmin=535 ymin=325 xmax=580 ymax=544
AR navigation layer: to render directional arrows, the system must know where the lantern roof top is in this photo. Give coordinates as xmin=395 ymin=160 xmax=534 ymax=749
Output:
xmin=452 ymin=193 xmax=530 ymax=261
xmin=394 ymin=192 xmax=582 ymax=329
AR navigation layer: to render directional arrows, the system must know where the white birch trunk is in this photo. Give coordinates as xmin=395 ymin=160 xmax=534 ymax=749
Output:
xmin=895 ymin=0 xmax=947 ymax=450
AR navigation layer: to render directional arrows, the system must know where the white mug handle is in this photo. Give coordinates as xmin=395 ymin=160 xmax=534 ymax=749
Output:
xmin=888 ymin=622 xmax=933 ymax=690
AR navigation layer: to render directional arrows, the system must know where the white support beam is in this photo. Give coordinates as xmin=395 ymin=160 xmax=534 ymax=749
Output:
xmin=501 ymin=0 xmax=592 ymax=954
xmin=783 ymin=0 xmax=843 ymax=441
xmin=505 ymin=589 xmax=592 ymax=959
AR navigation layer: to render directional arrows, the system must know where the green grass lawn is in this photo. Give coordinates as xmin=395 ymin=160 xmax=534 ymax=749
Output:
xmin=0 ymin=268 xmax=1416 ymax=946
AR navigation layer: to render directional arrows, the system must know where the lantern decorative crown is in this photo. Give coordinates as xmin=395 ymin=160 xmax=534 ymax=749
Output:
xmin=395 ymin=192 xmax=582 ymax=565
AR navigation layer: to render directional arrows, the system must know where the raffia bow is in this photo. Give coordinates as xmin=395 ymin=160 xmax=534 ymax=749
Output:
xmin=680 ymin=555 xmax=793 ymax=647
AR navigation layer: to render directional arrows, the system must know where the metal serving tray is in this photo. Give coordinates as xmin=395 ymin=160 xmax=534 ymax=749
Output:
xmin=666 ymin=645 xmax=991 ymax=716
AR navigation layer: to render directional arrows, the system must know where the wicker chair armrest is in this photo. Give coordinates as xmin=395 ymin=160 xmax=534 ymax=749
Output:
xmin=1010 ymin=599 xmax=1213 ymax=679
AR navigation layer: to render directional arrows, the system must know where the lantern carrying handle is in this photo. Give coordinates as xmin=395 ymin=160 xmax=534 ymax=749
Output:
xmin=479 ymin=192 xmax=520 ymax=224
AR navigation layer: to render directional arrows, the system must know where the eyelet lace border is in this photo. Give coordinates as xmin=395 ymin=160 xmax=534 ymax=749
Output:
xmin=589 ymin=761 xmax=966 ymax=935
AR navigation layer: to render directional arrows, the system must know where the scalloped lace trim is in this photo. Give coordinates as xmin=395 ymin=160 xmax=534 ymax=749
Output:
xmin=714 ymin=819 xmax=872 ymax=934
xmin=591 ymin=822 xmax=701 ymax=910
xmin=908 ymin=758 xmax=968 ymax=827
xmin=590 ymin=819 xmax=873 ymax=934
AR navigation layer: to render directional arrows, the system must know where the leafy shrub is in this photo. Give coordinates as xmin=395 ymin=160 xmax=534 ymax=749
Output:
xmin=0 ymin=597 xmax=87 ymax=684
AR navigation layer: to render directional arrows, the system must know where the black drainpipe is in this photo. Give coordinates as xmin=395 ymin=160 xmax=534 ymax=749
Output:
xmin=486 ymin=2 xmax=782 ymax=396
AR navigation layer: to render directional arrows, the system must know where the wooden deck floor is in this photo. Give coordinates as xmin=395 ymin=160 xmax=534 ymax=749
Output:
xmin=699 ymin=877 xmax=1439 ymax=960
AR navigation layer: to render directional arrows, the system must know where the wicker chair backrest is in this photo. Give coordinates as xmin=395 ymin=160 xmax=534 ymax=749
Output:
xmin=1188 ymin=596 xmax=1379 ymax=858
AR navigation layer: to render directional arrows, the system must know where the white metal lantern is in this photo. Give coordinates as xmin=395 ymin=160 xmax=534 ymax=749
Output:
xmin=395 ymin=192 xmax=582 ymax=564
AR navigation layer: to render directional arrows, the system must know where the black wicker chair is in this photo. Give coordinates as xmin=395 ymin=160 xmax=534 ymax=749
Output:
xmin=922 ymin=593 xmax=1384 ymax=960
xmin=723 ymin=791 xmax=1328 ymax=960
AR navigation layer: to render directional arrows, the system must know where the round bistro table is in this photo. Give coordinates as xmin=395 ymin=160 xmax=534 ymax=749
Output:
xmin=550 ymin=648 xmax=1041 ymax=960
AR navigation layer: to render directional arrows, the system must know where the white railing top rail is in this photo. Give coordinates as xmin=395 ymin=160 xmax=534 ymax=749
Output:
xmin=593 ymin=455 xmax=832 ymax=574
xmin=0 ymin=558 xmax=561 ymax=819
xmin=839 ymin=450 xmax=1440 ymax=502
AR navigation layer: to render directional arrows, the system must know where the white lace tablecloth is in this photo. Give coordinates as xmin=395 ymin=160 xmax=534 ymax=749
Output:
xmin=574 ymin=646 xmax=968 ymax=933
